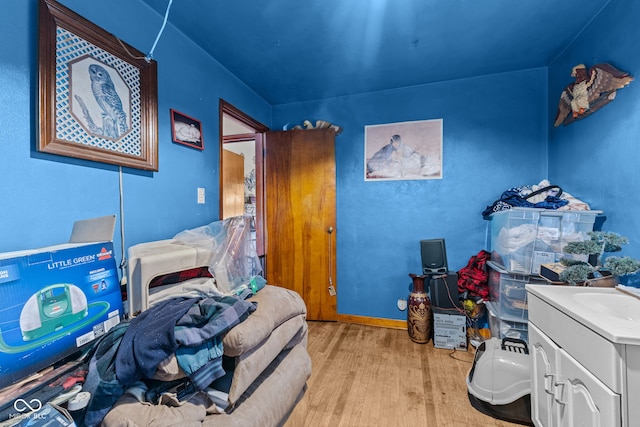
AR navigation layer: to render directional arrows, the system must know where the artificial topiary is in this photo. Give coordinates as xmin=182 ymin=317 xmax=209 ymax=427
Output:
xmin=603 ymin=256 xmax=640 ymax=276
xmin=562 ymin=239 xmax=602 ymax=256
xmin=559 ymin=231 xmax=639 ymax=285
xmin=558 ymin=264 xmax=595 ymax=285
xmin=564 ymin=231 xmax=628 ymax=258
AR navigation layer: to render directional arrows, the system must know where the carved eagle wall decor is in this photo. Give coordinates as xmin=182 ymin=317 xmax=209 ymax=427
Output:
xmin=554 ymin=63 xmax=633 ymax=127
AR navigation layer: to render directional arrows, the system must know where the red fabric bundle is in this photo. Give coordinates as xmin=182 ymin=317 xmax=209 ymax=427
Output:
xmin=457 ymin=250 xmax=490 ymax=299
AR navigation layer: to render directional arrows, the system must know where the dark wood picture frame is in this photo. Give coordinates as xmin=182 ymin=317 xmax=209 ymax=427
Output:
xmin=38 ymin=0 xmax=158 ymax=171
xmin=170 ymin=109 xmax=204 ymax=150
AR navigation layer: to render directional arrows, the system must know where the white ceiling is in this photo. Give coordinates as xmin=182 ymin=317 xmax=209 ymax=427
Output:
xmin=140 ymin=0 xmax=612 ymax=105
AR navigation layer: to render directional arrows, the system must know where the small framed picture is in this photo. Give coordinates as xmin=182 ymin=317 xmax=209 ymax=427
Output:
xmin=170 ymin=109 xmax=204 ymax=150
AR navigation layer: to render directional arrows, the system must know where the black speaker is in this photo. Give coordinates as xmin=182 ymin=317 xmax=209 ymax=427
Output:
xmin=430 ymin=272 xmax=461 ymax=309
xmin=420 ymin=238 xmax=448 ymax=275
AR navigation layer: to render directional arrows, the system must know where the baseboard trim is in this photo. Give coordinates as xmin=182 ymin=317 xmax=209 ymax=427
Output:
xmin=337 ymin=314 xmax=407 ymax=330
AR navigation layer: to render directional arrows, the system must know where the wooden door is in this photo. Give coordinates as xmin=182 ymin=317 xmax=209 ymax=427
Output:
xmin=264 ymin=128 xmax=337 ymax=321
xmin=221 ymin=149 xmax=245 ymax=219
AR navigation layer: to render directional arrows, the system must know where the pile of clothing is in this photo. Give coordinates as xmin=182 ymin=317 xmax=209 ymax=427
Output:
xmin=482 ymin=180 xmax=590 ymax=218
xmin=83 ymin=294 xmax=256 ymax=426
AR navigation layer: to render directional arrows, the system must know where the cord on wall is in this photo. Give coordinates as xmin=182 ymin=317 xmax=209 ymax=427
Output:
xmin=145 ymin=0 xmax=174 ymax=62
xmin=119 ymin=166 xmax=127 ymax=287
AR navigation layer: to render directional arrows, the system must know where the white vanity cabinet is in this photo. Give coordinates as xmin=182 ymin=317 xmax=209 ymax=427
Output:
xmin=529 ymin=323 xmax=620 ymax=426
xmin=526 ymin=285 xmax=640 ymax=427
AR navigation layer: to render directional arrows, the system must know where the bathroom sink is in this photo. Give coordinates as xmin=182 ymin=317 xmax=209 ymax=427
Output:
xmin=526 ymin=284 xmax=640 ymax=345
xmin=572 ymin=292 xmax=640 ymax=322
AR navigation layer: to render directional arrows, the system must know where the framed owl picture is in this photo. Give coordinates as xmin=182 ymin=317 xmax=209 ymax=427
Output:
xmin=38 ymin=0 xmax=158 ymax=171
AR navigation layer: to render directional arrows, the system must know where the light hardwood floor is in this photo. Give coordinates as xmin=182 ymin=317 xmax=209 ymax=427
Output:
xmin=285 ymin=321 xmax=524 ymax=427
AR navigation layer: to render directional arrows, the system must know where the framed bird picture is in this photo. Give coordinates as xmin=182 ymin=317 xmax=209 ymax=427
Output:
xmin=364 ymin=119 xmax=443 ymax=181
xmin=38 ymin=0 xmax=159 ymax=171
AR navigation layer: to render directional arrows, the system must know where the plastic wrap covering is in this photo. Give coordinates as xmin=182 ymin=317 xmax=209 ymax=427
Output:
xmin=173 ymin=216 xmax=261 ymax=293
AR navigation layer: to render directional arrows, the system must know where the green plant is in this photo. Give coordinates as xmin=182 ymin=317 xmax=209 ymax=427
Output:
xmin=558 ymin=231 xmax=640 ymax=285
xmin=603 ymin=256 xmax=640 ymax=276
xmin=558 ymin=264 xmax=595 ymax=285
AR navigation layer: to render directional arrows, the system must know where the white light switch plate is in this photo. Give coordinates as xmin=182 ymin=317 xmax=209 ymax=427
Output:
xmin=197 ymin=187 xmax=205 ymax=204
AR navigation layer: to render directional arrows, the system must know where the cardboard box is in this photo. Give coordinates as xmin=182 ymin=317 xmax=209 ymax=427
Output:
xmin=0 ymin=216 xmax=123 ymax=390
xmin=539 ymin=262 xmax=567 ymax=282
xmin=433 ymin=308 xmax=467 ymax=351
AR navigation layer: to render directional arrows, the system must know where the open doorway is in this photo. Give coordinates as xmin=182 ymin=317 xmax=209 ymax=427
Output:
xmin=219 ymin=99 xmax=269 ymax=256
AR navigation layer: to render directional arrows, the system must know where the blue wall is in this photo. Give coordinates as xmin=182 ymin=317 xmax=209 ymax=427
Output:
xmin=548 ymin=0 xmax=640 ymax=264
xmin=2 ymin=0 xmax=635 ymax=321
xmin=272 ymin=69 xmax=549 ymax=319
xmin=0 ymin=0 xmax=270 ymax=274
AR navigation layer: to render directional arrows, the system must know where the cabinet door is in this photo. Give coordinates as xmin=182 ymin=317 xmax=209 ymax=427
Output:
xmin=556 ymin=348 xmax=621 ymax=427
xmin=530 ymin=323 xmax=560 ymax=427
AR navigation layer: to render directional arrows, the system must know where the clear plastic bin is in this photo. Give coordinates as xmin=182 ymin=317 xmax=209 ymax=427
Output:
xmin=487 ymin=260 xmax=547 ymax=319
xmin=489 ymin=209 xmax=539 ymax=274
xmin=530 ymin=211 xmax=600 ymax=273
xmin=489 ymin=208 xmax=602 ymax=274
xmin=485 ymin=300 xmax=529 ymax=343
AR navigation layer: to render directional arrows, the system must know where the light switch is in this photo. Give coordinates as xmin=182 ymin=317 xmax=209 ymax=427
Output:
xmin=197 ymin=187 xmax=205 ymax=204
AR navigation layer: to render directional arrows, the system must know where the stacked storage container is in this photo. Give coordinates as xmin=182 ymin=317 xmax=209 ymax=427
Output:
xmin=485 ymin=260 xmax=546 ymax=343
xmin=486 ymin=208 xmax=603 ymax=342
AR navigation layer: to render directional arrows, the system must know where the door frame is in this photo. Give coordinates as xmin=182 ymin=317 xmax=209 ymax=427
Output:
xmin=218 ymin=99 xmax=269 ymax=255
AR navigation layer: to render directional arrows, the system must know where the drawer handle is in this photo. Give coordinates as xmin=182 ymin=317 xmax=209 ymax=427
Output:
xmin=543 ymin=374 xmax=554 ymax=394
xmin=553 ymin=381 xmax=566 ymax=405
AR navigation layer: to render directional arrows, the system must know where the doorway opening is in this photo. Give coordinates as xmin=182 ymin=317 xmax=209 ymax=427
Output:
xmin=219 ymin=99 xmax=268 ymax=257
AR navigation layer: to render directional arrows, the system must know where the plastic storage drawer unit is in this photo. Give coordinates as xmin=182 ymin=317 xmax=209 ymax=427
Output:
xmin=487 ymin=260 xmax=547 ymax=319
xmin=486 ymin=301 xmax=529 ymax=343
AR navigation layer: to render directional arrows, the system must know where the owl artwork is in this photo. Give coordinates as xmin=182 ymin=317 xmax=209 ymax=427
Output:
xmin=554 ymin=63 xmax=633 ymax=127
xmin=87 ymin=63 xmax=129 ymax=138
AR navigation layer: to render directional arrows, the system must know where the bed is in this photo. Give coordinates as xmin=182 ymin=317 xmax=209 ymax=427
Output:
xmin=87 ymin=218 xmax=311 ymax=426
